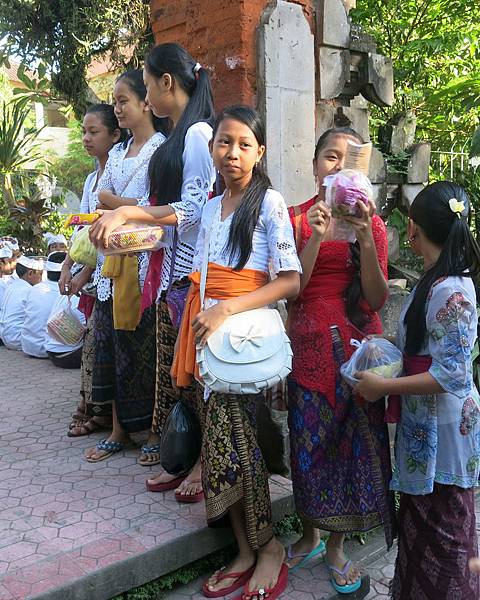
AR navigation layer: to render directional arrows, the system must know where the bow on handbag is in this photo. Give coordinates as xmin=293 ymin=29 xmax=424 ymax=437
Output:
xmin=230 ymin=324 xmax=264 ymax=352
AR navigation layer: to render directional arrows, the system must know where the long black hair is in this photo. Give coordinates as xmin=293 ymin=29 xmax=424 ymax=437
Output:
xmin=314 ymin=127 xmax=368 ymax=330
xmin=85 ymin=103 xmax=128 ymax=144
xmin=116 ymin=69 xmax=170 ymax=145
xmin=145 ymin=43 xmax=215 ymax=205
xmin=404 ymin=181 xmax=480 ymax=355
xmin=212 ymin=105 xmax=271 ymax=271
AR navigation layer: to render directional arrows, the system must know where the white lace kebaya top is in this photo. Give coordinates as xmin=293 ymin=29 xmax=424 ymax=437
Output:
xmin=192 ymin=188 xmax=302 ymax=278
xmin=155 ymin=122 xmax=215 ymax=295
xmin=92 ymin=132 xmax=165 ymax=302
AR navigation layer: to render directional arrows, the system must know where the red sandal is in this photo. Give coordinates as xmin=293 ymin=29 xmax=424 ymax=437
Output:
xmin=234 ymin=563 xmax=288 ymax=600
xmin=202 ymin=564 xmax=255 ymax=598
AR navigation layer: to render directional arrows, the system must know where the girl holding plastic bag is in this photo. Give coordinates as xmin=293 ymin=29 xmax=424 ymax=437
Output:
xmin=58 ymin=104 xmax=125 ymax=436
xmin=84 ymin=69 xmax=168 ymax=462
xmin=89 ymin=43 xmax=215 ymax=501
xmin=286 ymin=128 xmax=394 ymax=594
xmin=354 ymin=181 xmax=480 ymax=600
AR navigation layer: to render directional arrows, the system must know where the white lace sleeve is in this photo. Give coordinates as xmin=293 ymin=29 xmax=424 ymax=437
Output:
xmin=92 ymin=144 xmax=123 ymax=207
xmin=264 ymin=190 xmax=302 ymax=274
xmin=169 ymin=123 xmax=215 ymax=236
xmin=192 ymin=218 xmax=206 ymax=272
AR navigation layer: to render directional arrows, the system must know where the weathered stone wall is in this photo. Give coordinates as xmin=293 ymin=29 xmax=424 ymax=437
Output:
xmin=149 ymin=0 xmax=314 ymax=110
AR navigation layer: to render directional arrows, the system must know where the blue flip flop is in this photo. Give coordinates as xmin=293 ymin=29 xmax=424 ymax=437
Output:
xmin=86 ymin=438 xmax=132 ymax=463
xmin=287 ymin=539 xmax=326 ymax=571
xmin=326 ymin=559 xmax=362 ymax=594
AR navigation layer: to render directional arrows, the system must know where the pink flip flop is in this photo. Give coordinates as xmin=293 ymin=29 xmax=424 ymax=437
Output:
xmin=174 ymin=478 xmax=204 ymax=503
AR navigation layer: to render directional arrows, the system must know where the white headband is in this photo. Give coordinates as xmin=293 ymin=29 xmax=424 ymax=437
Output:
xmin=0 ymin=246 xmax=13 ymax=259
xmin=44 ymin=233 xmax=67 ymax=247
xmin=193 ymin=62 xmax=202 ymax=74
xmin=0 ymin=237 xmax=19 ymax=252
xmin=17 ymin=256 xmax=45 ymax=271
xmin=45 ymin=260 xmax=63 ymax=272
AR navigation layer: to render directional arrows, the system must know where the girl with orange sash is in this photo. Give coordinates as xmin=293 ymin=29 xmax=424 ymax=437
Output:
xmin=286 ymin=128 xmax=395 ymax=594
xmin=172 ymin=105 xmax=301 ymax=600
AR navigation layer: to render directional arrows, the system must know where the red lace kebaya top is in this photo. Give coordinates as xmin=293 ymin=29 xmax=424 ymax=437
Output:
xmin=288 ymin=197 xmax=388 ymax=407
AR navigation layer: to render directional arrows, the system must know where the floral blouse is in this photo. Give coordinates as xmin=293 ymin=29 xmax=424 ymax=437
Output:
xmin=392 ymin=276 xmax=480 ymax=494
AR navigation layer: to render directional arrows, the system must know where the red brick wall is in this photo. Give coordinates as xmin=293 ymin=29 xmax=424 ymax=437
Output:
xmin=149 ymin=0 xmax=314 ymax=110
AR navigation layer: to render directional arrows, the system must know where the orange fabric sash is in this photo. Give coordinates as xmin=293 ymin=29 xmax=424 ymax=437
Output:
xmin=171 ymin=263 xmax=267 ymax=388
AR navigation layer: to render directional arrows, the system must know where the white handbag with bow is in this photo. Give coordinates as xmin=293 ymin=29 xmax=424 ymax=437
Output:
xmin=195 ymin=224 xmax=292 ymax=395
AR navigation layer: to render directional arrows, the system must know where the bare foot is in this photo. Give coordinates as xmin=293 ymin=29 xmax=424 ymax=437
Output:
xmin=85 ymin=433 xmax=131 ymax=461
xmin=286 ymin=534 xmax=323 ymax=568
xmin=204 ymin=552 xmax=255 ymax=595
xmin=175 ymin=461 xmax=202 ymax=497
xmin=138 ymin=433 xmax=162 ymax=465
xmin=146 ymin=470 xmax=181 ymax=486
xmin=469 ymin=557 xmax=480 ymax=574
xmin=245 ymin=537 xmax=285 ymax=599
xmin=326 ymin=544 xmax=360 ymax=587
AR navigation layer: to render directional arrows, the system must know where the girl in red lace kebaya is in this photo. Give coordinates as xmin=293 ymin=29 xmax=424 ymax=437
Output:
xmin=286 ymin=128 xmax=395 ymax=594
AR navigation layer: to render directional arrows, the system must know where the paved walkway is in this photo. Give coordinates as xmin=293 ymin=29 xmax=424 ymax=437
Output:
xmin=1 ymin=345 xmax=479 ymax=600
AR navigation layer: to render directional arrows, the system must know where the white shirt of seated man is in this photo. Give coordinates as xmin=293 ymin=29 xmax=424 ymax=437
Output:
xmin=0 ymin=256 xmax=44 ymax=350
xmin=44 ymin=294 xmax=86 ymax=355
xmin=21 ymin=253 xmax=68 ymax=358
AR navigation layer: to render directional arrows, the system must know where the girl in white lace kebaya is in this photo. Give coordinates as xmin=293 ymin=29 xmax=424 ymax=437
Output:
xmin=171 ymin=105 xmax=301 ymax=600
xmin=85 ymin=69 xmax=168 ymax=463
xmin=89 ymin=43 xmax=215 ymax=498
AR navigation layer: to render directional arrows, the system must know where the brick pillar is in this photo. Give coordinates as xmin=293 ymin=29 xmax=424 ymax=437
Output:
xmin=149 ymin=0 xmax=313 ymax=110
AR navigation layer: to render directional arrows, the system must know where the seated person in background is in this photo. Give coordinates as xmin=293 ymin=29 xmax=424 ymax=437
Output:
xmin=44 ymin=232 xmax=68 ymax=254
xmin=45 ymin=287 xmax=85 ymax=369
xmin=0 ymin=256 xmax=44 ymax=350
xmin=21 ymin=252 xmax=66 ymax=358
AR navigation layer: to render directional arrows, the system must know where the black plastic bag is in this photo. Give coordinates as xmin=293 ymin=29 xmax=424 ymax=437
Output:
xmin=160 ymin=399 xmax=202 ymax=475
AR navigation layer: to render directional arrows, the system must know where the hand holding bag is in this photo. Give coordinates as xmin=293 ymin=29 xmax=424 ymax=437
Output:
xmin=195 ymin=224 xmax=293 ymax=394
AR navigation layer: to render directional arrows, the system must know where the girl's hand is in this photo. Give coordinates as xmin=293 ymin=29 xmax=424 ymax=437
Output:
xmin=98 ymin=190 xmax=121 ymax=209
xmin=89 ymin=209 xmax=127 ymax=249
xmin=306 ymin=200 xmax=331 ymax=240
xmin=68 ymin=267 xmax=92 ymax=296
xmin=354 ymin=370 xmax=388 ymax=402
xmin=58 ymin=264 xmax=72 ymax=295
xmin=342 ymin=199 xmax=375 ymax=246
xmin=192 ymin=302 xmax=231 ymax=347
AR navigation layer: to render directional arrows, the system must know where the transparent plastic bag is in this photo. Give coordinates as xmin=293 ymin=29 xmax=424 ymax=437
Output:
xmin=101 ymin=224 xmax=166 ymax=255
xmin=47 ymin=299 xmax=86 ymax=346
xmin=69 ymin=226 xmax=97 ymax=268
xmin=340 ymin=337 xmax=403 ymax=388
xmin=324 ymin=169 xmax=374 ymax=242
xmin=160 ymin=399 xmax=202 ymax=475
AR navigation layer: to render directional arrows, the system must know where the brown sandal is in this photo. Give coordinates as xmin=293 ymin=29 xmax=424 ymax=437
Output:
xmin=68 ymin=417 xmax=110 ymax=438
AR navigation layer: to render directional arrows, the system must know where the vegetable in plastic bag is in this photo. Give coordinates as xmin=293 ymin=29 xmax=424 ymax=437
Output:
xmin=324 ymin=169 xmax=374 ymax=242
xmin=160 ymin=399 xmax=202 ymax=475
xmin=340 ymin=337 xmax=403 ymax=388
xmin=69 ymin=226 xmax=97 ymax=268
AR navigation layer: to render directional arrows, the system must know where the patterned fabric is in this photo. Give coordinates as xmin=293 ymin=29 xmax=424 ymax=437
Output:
xmin=288 ymin=197 xmax=388 ymax=400
xmin=200 ymin=390 xmax=273 ymax=550
xmin=151 ymin=298 xmax=197 ymax=436
xmin=393 ymin=276 xmax=480 ymax=494
xmin=80 ymin=307 xmax=96 ymax=416
xmin=288 ymin=327 xmax=395 ymax=546
xmin=391 ymin=484 xmax=479 ymax=599
xmin=91 ymin=298 xmax=156 ymax=431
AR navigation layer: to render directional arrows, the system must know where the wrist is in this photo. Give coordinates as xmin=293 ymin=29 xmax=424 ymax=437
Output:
xmin=221 ymin=299 xmax=235 ymax=316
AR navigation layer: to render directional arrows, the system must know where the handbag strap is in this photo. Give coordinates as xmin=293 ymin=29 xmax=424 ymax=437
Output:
xmin=199 ymin=221 xmax=211 ymax=310
xmin=166 ymin=229 xmax=179 ymax=295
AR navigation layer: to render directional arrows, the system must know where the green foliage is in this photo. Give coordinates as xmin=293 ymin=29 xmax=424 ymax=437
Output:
xmin=48 ymin=119 xmax=94 ymax=197
xmin=0 ymin=0 xmax=153 ymax=117
xmin=0 ymin=97 xmax=45 ymax=207
xmin=351 ymin=1 xmax=480 ymax=151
